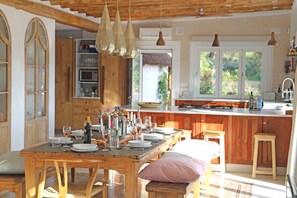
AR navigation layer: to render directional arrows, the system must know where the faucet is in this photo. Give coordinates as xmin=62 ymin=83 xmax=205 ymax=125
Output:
xmin=281 ymin=78 xmax=295 ymax=102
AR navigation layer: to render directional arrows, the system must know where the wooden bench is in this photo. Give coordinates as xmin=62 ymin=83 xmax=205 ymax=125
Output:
xmin=146 ymin=166 xmax=211 ymax=198
xmin=0 ymin=174 xmax=25 ymax=198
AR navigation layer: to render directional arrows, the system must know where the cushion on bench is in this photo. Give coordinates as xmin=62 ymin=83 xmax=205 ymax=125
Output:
xmin=139 ymin=139 xmax=220 ymax=183
xmin=170 ymin=139 xmax=221 ymax=161
xmin=0 ymin=151 xmax=24 ymax=175
xmin=138 ymin=152 xmax=209 ymax=183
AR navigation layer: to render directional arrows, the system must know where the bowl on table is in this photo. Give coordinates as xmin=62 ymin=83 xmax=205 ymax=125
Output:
xmin=137 ymin=102 xmax=161 ymax=108
xmin=71 ymin=130 xmax=85 ymax=139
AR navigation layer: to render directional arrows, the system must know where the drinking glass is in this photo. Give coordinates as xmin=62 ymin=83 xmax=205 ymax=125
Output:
xmin=62 ymin=126 xmax=71 ymax=147
xmin=144 ymin=116 xmax=152 ymax=133
xmin=101 ymin=128 xmax=110 ymax=151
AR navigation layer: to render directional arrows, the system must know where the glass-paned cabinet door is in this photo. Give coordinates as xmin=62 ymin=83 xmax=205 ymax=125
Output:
xmin=0 ymin=64 xmax=7 ymax=92
xmin=0 ymin=39 xmax=7 ymax=62
xmin=0 ymin=94 xmax=7 ymax=122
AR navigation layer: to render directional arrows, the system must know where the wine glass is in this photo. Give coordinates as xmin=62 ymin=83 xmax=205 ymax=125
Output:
xmin=130 ymin=125 xmax=137 ymax=140
xmin=144 ymin=116 xmax=152 ymax=133
xmin=62 ymin=126 xmax=71 ymax=147
xmin=101 ymin=128 xmax=110 ymax=151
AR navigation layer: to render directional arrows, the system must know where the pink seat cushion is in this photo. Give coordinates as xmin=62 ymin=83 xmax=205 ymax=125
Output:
xmin=138 ymin=153 xmax=209 ymax=183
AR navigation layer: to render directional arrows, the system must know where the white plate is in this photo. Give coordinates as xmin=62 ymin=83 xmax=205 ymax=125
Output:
xmin=143 ymin=133 xmax=164 ymax=141
xmin=127 ymin=144 xmax=152 ymax=148
xmin=128 ymin=140 xmax=151 ymax=147
xmin=70 ymin=147 xmax=98 ymax=152
xmin=154 ymin=127 xmax=174 ymax=134
xmin=72 ymin=144 xmax=97 ymax=150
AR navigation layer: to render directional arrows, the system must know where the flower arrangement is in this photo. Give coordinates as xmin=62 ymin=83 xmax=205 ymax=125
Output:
xmin=98 ymin=106 xmax=127 ymax=129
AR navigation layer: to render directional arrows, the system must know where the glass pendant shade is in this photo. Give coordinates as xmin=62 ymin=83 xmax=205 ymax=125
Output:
xmin=125 ymin=17 xmax=136 ymax=59
xmin=156 ymin=31 xmax=165 ymax=46
xmin=212 ymin=33 xmax=220 ymax=47
xmin=113 ymin=10 xmax=126 ymax=56
xmin=95 ymin=4 xmax=115 ymax=54
xmin=268 ymin=32 xmax=277 ymax=46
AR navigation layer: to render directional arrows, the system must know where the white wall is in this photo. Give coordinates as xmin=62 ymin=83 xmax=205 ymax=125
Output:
xmin=0 ymin=4 xmax=55 ymax=150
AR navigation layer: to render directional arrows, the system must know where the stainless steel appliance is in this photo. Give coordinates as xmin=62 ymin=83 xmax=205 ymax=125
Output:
xmin=79 ymin=69 xmax=98 ymax=82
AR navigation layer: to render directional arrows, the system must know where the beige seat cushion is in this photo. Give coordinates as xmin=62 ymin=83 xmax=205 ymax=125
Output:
xmin=0 ymin=151 xmax=24 ymax=175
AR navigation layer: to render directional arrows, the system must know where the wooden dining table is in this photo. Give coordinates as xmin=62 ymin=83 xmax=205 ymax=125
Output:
xmin=20 ymin=129 xmax=189 ymax=198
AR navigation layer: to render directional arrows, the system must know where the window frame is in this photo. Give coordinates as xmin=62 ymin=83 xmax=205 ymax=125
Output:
xmin=190 ymin=41 xmax=273 ymax=99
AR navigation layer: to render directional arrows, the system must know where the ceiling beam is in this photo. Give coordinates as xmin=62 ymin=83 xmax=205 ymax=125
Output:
xmin=0 ymin=0 xmax=99 ymax=32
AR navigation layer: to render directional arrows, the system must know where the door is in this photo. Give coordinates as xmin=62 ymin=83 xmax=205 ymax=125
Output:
xmin=24 ymin=18 xmax=49 ymax=148
xmin=55 ymin=38 xmax=74 ymax=129
xmin=231 ymin=116 xmax=262 ymax=164
xmin=0 ymin=11 xmax=10 ymax=155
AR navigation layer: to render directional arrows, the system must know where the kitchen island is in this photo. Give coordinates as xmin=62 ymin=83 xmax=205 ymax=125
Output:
xmin=123 ymin=102 xmax=293 ymax=172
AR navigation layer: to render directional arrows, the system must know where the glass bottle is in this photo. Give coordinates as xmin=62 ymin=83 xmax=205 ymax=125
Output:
xmin=249 ymin=92 xmax=254 ymax=110
xmin=84 ymin=116 xmax=92 ymax=144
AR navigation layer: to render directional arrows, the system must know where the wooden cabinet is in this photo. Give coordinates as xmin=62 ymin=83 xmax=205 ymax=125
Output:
xmin=100 ymin=54 xmax=129 ymax=110
xmin=262 ymin=117 xmax=292 ymax=167
xmin=173 ymin=114 xmax=200 ymax=138
xmin=231 ymin=116 xmax=262 ymax=164
xmin=231 ymin=116 xmax=292 ymax=167
xmin=72 ymin=98 xmax=101 ymax=129
xmin=55 ymin=38 xmax=74 ymax=129
xmin=201 ymin=115 xmax=231 ymax=163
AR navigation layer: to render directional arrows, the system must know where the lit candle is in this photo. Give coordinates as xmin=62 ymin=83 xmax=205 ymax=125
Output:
xmin=108 ymin=115 xmax=111 ymax=129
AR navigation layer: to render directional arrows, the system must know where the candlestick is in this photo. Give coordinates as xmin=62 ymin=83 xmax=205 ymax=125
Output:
xmin=108 ymin=115 xmax=111 ymax=129
xmin=115 ymin=116 xmax=119 ymax=130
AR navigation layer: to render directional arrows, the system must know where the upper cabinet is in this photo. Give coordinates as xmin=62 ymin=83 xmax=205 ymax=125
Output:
xmin=75 ymin=39 xmax=100 ymax=98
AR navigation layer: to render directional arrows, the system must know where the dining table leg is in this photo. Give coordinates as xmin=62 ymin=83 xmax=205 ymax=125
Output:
xmin=125 ymin=163 xmax=138 ymax=198
xmin=102 ymin=169 xmax=109 ymax=198
xmin=24 ymin=157 xmax=37 ymax=198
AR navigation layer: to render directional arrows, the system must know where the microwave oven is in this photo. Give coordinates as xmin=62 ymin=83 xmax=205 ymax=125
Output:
xmin=79 ymin=69 xmax=98 ymax=82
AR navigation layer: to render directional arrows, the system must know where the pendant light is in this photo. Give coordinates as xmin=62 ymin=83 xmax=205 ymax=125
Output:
xmin=212 ymin=0 xmax=220 ymax=47
xmin=95 ymin=2 xmax=115 ymax=54
xmin=113 ymin=0 xmax=126 ymax=56
xmin=268 ymin=0 xmax=277 ymax=46
xmin=156 ymin=0 xmax=165 ymax=46
xmin=125 ymin=0 xmax=136 ymax=59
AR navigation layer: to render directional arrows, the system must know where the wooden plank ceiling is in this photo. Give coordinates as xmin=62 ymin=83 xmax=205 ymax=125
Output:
xmin=0 ymin=0 xmax=293 ymax=32
xmin=42 ymin=0 xmax=293 ymax=21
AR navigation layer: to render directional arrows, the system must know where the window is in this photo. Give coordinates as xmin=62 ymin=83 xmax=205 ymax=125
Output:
xmin=25 ymin=18 xmax=48 ymax=120
xmin=132 ymin=49 xmax=172 ymax=105
xmin=190 ymin=41 xmax=271 ymax=99
xmin=0 ymin=10 xmax=10 ymax=124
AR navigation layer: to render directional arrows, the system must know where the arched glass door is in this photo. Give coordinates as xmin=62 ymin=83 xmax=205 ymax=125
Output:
xmin=25 ymin=18 xmax=49 ymax=147
xmin=0 ymin=10 xmax=10 ymax=154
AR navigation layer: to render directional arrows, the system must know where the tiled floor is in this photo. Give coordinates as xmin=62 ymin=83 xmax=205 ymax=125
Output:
xmin=0 ymin=169 xmax=286 ymax=198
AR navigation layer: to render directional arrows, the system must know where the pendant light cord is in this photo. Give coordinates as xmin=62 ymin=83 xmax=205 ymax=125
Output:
xmin=160 ymin=0 xmax=163 ymax=30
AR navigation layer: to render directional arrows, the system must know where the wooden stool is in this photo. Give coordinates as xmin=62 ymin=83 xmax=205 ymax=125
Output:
xmin=252 ymin=133 xmax=276 ymax=180
xmin=203 ymin=130 xmax=225 ymax=173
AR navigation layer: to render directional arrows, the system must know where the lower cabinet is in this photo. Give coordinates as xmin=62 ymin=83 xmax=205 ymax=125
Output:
xmin=262 ymin=117 xmax=292 ymax=167
xmin=173 ymin=114 xmax=200 ymax=139
xmin=72 ymin=99 xmax=101 ymax=130
xmin=231 ymin=116 xmax=262 ymax=164
xmin=231 ymin=116 xmax=292 ymax=167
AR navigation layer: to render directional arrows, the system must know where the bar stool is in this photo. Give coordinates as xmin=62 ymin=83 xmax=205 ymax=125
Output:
xmin=202 ymin=130 xmax=225 ymax=173
xmin=252 ymin=133 xmax=276 ymax=180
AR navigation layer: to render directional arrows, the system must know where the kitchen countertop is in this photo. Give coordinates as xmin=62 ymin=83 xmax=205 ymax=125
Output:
xmin=123 ymin=102 xmax=293 ymax=117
